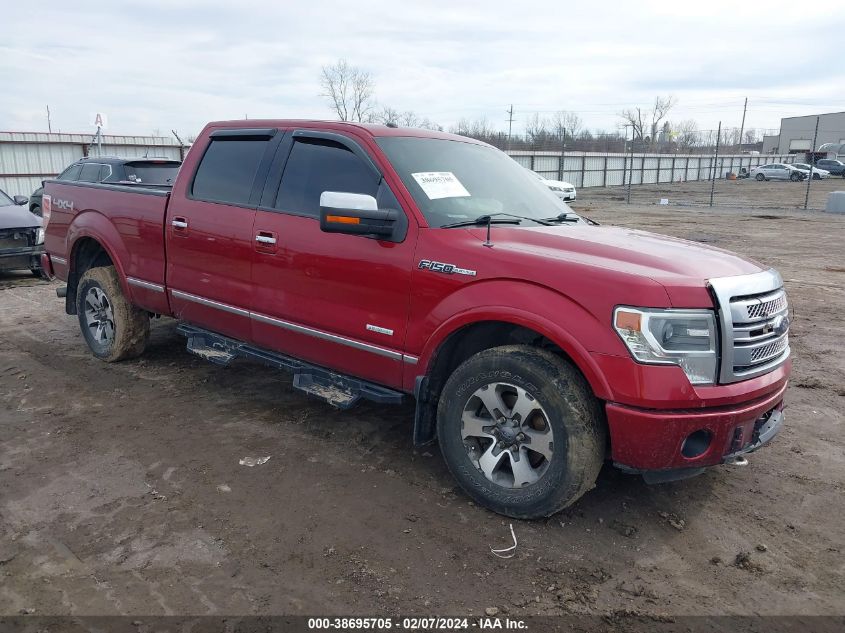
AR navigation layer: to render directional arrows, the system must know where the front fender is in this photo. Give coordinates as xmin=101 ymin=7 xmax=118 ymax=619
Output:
xmin=408 ymin=280 xmax=617 ymax=400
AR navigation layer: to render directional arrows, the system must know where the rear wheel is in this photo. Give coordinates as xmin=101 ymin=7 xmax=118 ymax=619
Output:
xmin=436 ymin=345 xmax=606 ymax=519
xmin=76 ymin=266 xmax=149 ymax=362
xmin=755 ymin=173 xmax=766 ymax=181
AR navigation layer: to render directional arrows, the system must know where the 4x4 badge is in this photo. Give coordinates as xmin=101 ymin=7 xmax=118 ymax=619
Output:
xmin=418 ymin=259 xmax=476 ymax=276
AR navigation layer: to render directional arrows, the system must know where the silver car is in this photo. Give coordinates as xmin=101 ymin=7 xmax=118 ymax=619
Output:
xmin=750 ymin=163 xmax=806 ymax=182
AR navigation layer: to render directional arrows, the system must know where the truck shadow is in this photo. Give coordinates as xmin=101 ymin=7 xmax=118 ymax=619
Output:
xmin=142 ymin=318 xmax=716 ymax=530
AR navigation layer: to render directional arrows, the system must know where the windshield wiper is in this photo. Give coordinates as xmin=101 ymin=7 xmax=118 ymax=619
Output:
xmin=441 ymin=212 xmax=554 ymax=229
xmin=539 ymin=212 xmax=581 ymax=224
xmin=439 ymin=216 xmax=522 ymax=229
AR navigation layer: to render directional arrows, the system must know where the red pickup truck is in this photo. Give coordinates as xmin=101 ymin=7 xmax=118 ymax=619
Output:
xmin=41 ymin=120 xmax=791 ymax=518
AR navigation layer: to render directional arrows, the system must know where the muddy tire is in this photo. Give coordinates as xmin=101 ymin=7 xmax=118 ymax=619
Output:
xmin=436 ymin=345 xmax=606 ymax=519
xmin=76 ymin=266 xmax=149 ymax=362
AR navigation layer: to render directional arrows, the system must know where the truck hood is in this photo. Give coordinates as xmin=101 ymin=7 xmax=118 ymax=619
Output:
xmin=0 ymin=203 xmax=42 ymax=230
xmin=483 ymin=224 xmax=765 ymax=305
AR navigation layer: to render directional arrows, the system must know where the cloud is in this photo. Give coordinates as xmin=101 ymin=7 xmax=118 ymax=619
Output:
xmin=3 ymin=0 xmax=843 ymax=136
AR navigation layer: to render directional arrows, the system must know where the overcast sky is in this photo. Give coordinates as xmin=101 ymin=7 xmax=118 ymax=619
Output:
xmin=4 ymin=0 xmax=844 ymax=138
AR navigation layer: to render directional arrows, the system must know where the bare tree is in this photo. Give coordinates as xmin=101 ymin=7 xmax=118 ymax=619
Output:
xmin=367 ymin=105 xmax=401 ymax=126
xmin=649 ymin=96 xmax=676 ymax=145
xmin=743 ymin=128 xmax=759 ymax=145
xmin=549 ymin=111 xmax=582 ymax=143
xmin=320 ymin=59 xmax=375 ymax=122
xmin=674 ymin=119 xmax=699 ymax=151
xmin=451 ymin=117 xmax=495 ymax=139
xmin=524 ymin=113 xmax=550 ymax=144
xmin=619 ymin=96 xmax=676 ymax=149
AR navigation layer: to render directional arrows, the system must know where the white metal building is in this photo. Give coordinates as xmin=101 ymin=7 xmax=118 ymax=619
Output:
xmin=0 ymin=132 xmax=185 ymax=197
xmin=762 ymin=112 xmax=845 ymax=156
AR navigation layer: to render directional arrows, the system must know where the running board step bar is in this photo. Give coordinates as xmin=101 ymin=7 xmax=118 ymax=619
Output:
xmin=177 ymin=323 xmax=403 ymax=409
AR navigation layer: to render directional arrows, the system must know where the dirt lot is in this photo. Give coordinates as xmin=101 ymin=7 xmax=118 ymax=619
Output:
xmin=1 ymin=182 xmax=844 ymax=621
xmin=585 ymin=173 xmax=845 ymax=211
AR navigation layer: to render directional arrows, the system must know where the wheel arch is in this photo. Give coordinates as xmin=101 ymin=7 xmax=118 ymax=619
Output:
xmin=65 ymin=226 xmax=128 ymax=314
xmin=411 ymin=310 xmax=613 ymax=447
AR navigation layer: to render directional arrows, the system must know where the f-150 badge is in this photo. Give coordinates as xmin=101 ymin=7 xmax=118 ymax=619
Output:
xmin=418 ymin=259 xmax=476 ymax=276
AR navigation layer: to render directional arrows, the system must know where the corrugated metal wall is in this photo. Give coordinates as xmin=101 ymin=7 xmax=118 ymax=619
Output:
xmin=0 ymin=132 xmax=184 ymax=197
xmin=508 ymin=151 xmax=797 ymax=188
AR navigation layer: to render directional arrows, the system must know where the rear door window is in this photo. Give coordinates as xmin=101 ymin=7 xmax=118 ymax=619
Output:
xmin=274 ymin=139 xmax=378 ymax=217
xmin=98 ymin=164 xmax=114 ymax=182
xmin=79 ymin=163 xmax=102 ymax=182
xmin=192 ymin=140 xmax=268 ymax=205
xmin=58 ymin=163 xmax=82 ymax=181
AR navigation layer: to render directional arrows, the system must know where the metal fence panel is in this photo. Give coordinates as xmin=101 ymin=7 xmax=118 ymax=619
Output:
xmin=0 ymin=132 xmax=185 ymax=196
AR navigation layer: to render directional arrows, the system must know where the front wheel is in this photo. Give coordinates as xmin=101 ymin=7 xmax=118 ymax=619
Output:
xmin=755 ymin=173 xmax=766 ymax=181
xmin=436 ymin=345 xmax=606 ymax=519
xmin=790 ymin=172 xmax=802 ymax=182
xmin=76 ymin=266 xmax=150 ymax=362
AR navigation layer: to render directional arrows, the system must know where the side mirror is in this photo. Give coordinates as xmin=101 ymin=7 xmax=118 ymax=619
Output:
xmin=13 ymin=195 xmax=29 ymax=206
xmin=319 ymin=191 xmax=397 ymax=238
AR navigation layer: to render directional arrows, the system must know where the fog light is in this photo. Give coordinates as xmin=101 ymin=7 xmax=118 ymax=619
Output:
xmin=681 ymin=429 xmax=712 ymax=459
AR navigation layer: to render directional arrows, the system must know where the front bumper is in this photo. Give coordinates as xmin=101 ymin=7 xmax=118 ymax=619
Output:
xmin=0 ymin=245 xmax=44 ymax=271
xmin=606 ymin=378 xmax=787 ymax=472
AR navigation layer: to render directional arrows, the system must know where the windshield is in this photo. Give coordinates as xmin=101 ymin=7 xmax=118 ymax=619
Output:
xmin=376 ymin=137 xmax=579 ymax=227
xmin=124 ymin=161 xmax=180 ymax=185
xmin=0 ymin=188 xmax=13 ymax=206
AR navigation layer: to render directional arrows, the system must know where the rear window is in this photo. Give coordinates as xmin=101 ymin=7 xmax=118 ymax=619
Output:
xmin=124 ymin=161 xmax=180 ymax=186
xmin=192 ymin=140 xmax=268 ymax=205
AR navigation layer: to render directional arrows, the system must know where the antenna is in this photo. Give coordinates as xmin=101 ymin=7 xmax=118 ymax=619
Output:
xmin=483 ymin=215 xmax=494 ymax=248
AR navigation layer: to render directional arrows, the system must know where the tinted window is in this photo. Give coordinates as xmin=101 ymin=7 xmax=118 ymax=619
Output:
xmin=79 ymin=163 xmax=102 ymax=182
xmin=125 ymin=162 xmax=180 ymax=185
xmin=58 ymin=163 xmax=82 ymax=181
xmin=275 ymin=140 xmax=378 ymax=217
xmin=192 ymin=139 xmax=268 ymax=205
xmin=98 ymin=165 xmax=113 ymax=181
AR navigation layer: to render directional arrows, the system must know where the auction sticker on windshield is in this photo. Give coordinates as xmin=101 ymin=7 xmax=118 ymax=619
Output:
xmin=411 ymin=172 xmax=471 ymax=200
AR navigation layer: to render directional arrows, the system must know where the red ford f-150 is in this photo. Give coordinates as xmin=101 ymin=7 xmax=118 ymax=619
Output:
xmin=41 ymin=120 xmax=791 ymax=518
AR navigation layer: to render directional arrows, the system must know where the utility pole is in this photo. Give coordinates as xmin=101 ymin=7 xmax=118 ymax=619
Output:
xmin=804 ymin=116 xmax=820 ymax=210
xmin=627 ymin=125 xmax=634 ymax=204
xmin=506 ymin=105 xmax=515 ymax=151
xmin=710 ymin=121 xmax=722 ymax=207
xmin=737 ymin=97 xmax=747 ymax=152
xmin=46 ymin=105 xmax=52 ymax=133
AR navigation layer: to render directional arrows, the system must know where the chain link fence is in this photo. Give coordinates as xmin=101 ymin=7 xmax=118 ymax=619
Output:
xmin=490 ymin=128 xmax=842 ymax=211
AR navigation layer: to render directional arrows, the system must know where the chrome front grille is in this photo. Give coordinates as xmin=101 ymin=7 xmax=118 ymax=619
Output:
xmin=749 ymin=336 xmax=789 ymax=363
xmin=709 ymin=270 xmax=791 ymax=384
xmin=744 ymin=292 xmax=787 ymax=320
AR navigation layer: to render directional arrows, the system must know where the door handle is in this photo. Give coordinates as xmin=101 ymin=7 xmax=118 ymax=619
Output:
xmin=255 ymin=235 xmax=277 ymax=245
xmin=172 ymin=218 xmax=188 ymax=229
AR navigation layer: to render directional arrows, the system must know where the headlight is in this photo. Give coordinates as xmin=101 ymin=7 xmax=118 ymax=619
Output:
xmin=613 ymin=307 xmax=719 ymax=385
xmin=35 ymin=228 xmax=45 ymax=244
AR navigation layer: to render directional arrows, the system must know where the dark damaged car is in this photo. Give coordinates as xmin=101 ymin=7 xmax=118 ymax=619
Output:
xmin=0 ymin=188 xmax=44 ymax=276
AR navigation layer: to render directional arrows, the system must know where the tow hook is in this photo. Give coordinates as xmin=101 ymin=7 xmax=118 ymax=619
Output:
xmin=725 ymin=455 xmax=749 ymax=467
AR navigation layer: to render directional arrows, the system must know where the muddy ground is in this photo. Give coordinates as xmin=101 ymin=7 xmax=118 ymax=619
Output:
xmin=1 ymin=181 xmax=843 ymax=621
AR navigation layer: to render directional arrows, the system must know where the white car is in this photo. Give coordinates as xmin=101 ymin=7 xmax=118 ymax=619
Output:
xmin=524 ymin=167 xmax=577 ymax=201
xmin=792 ymin=163 xmax=830 ymax=180
xmin=749 ymin=163 xmax=806 ymax=182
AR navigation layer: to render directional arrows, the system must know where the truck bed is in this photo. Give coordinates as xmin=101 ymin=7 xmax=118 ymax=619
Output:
xmin=44 ymin=180 xmax=171 ymax=315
